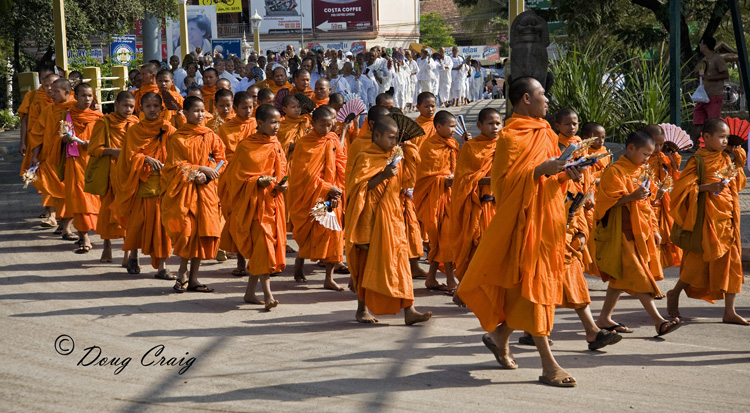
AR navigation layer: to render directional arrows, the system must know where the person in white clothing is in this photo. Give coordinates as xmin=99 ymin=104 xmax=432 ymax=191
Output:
xmin=450 ymin=47 xmax=465 ymax=106
xmin=327 ymin=63 xmax=351 ymax=95
xmin=215 ymin=59 xmax=240 ymax=93
xmin=405 ymin=51 xmax=419 ymax=111
xmin=437 ymin=52 xmax=452 ymax=107
xmin=416 ymin=49 xmax=438 ymax=100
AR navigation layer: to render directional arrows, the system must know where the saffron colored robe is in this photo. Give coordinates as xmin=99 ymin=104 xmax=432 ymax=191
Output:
xmin=277 ymin=116 xmax=309 ymax=159
xmin=594 ymin=156 xmax=663 ymax=296
xmin=346 ymin=143 xmax=414 ymax=314
xmin=670 ymin=148 xmax=746 ymax=302
xmin=450 ymin=134 xmax=498 ymax=280
xmin=401 ymin=141 xmax=424 ymax=260
xmin=64 ymin=105 xmax=103 ymax=232
xmin=117 ymin=119 xmax=176 ymax=267
xmin=88 ymin=112 xmax=139 ymax=239
xmin=161 ymin=123 xmax=227 ymax=259
xmin=647 ymin=151 xmax=683 ymax=268
xmin=456 ymin=114 xmax=567 ymax=337
xmin=414 ymin=115 xmax=435 ymax=150
xmin=223 ymin=133 xmax=288 ymax=275
xmin=584 ymin=145 xmax=611 ymax=276
xmin=414 ymin=132 xmax=458 ymax=263
xmin=201 ymin=85 xmax=217 ymax=113
xmin=20 ymin=86 xmax=53 ymax=175
xmin=288 ymin=130 xmax=346 ymax=262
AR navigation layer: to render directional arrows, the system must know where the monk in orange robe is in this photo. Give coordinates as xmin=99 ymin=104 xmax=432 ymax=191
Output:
xmin=257 ymin=87 xmax=275 ymax=107
xmin=346 ymin=115 xmax=432 ymax=324
xmin=357 ymin=93 xmax=396 ymax=140
xmin=116 ymin=92 xmax=176 ymax=277
xmin=450 ymin=108 xmax=501 ymax=286
xmin=345 ymin=106 xmax=390 ymax=183
xmin=288 ymin=69 xmax=314 ymax=100
xmin=414 ymin=110 xmax=459 ymax=293
xmin=413 ymin=92 xmax=437 ymax=150
xmin=201 ymin=68 xmax=219 ymax=113
xmin=577 ymin=122 xmax=610 ymax=277
xmin=644 ymin=124 xmax=683 ymax=269
xmin=278 ymin=95 xmax=310 ymax=159
xmin=133 ymin=62 xmax=159 ymax=115
xmin=161 ymin=96 xmax=226 ymax=293
xmin=266 ymin=66 xmax=293 ymax=94
xmin=217 ymin=91 xmax=257 ymax=274
xmin=28 ymin=77 xmax=77 ymax=238
xmin=312 ymin=78 xmax=330 ymax=107
xmin=88 ymin=91 xmax=139 ymax=264
xmin=288 ymin=105 xmax=347 ymax=290
xmin=457 ymin=77 xmax=581 ymax=387
xmin=171 ymin=88 xmax=213 ymax=128
xmin=206 ymin=89 xmax=235 ymax=133
xmin=223 ymin=104 xmax=288 ymax=310
xmin=155 ymin=69 xmax=184 ymax=122
xmin=667 ymin=118 xmax=748 ymax=325
xmin=594 ymin=130 xmax=682 ymax=337
xmin=60 ymin=83 xmax=103 ymax=253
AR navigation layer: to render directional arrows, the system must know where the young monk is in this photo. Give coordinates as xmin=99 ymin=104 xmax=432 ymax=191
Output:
xmin=667 ymin=118 xmax=748 ymax=325
xmin=456 ymin=77 xmax=583 ymax=387
xmin=329 ymin=93 xmax=345 ymax=112
xmin=155 ymin=69 xmax=184 ymax=122
xmin=644 ymin=124 xmax=683 ymax=269
xmin=161 ymin=96 xmax=226 ymax=293
xmin=116 ymin=92 xmax=176 ymax=278
xmin=206 ymin=89 xmax=234 ymax=132
xmin=59 ymin=83 xmax=104 ymax=253
xmin=345 ymin=105 xmax=391 ymax=182
xmin=450 ymin=108 xmax=501 ymax=289
xmin=358 ymin=93 xmax=396 ymax=139
xmin=134 ymin=62 xmax=159 ymax=115
xmin=277 ymin=94 xmax=309 ymax=159
xmin=414 ymin=110 xmax=460 ymax=294
xmin=217 ymin=91 xmax=257 ymax=275
xmin=581 ymin=121 xmax=609 ymax=276
xmin=88 ymin=91 xmax=139 ymax=263
xmin=216 ymin=78 xmax=232 ymax=92
xmin=346 ymin=115 xmax=433 ymax=325
xmin=594 ymin=130 xmax=682 ymax=336
xmin=201 ymin=68 xmax=219 ymax=113
xmin=413 ymin=92 xmax=437 ymax=150
xmin=312 ymin=78 xmax=331 ymax=107
xmin=289 ymin=69 xmax=314 ymax=99
xmin=257 ymin=88 xmax=275 ymax=106
xmin=288 ymin=105 xmax=347 ymax=290
xmin=171 ymin=87 xmax=213 ymax=128
xmin=223 ymin=104 xmax=288 ymax=310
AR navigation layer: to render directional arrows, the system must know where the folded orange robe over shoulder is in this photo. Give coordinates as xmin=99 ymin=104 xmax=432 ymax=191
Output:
xmin=89 ymin=112 xmax=139 ymax=239
xmin=201 ymin=85 xmax=217 ymax=113
xmin=345 ymin=143 xmax=414 ymax=315
xmin=161 ymin=123 xmax=227 ymax=260
xmin=217 ymin=116 xmax=256 ymax=162
xmin=594 ymin=155 xmax=663 ymax=296
xmin=268 ymin=81 xmax=293 ymax=94
xmin=414 ymin=115 xmax=435 ymax=150
xmin=19 ymin=87 xmax=53 ymax=175
xmin=288 ymin=130 xmax=346 ymax=262
xmin=288 ymin=85 xmax=314 ymax=100
xmin=66 ymin=105 xmax=104 ymax=232
xmin=401 ymin=141 xmax=423 ymax=259
xmin=345 ymin=129 xmax=372 ymax=185
xmin=117 ymin=119 xmax=176 ymax=266
xmin=277 ymin=116 xmax=309 ymax=159
xmin=414 ymin=132 xmax=458 ymax=263
xmin=670 ymin=148 xmax=746 ymax=302
xmin=456 ymin=114 xmax=567 ymax=337
xmin=450 ymin=133 xmax=498 ymax=280
xmin=584 ymin=145 xmax=612 ymax=276
xmin=648 ymin=151 xmax=683 ymax=268
xmin=561 ymin=179 xmax=592 ymax=309
xmin=222 ymin=133 xmax=288 ymax=275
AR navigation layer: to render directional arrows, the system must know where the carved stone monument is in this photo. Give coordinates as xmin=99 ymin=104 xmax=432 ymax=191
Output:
xmin=509 ymin=10 xmax=553 ymax=94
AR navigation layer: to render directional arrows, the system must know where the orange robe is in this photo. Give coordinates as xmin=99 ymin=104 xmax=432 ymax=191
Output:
xmin=222 ymin=133 xmax=288 ymax=275
xmin=117 ymin=119 xmax=176 ymax=267
xmin=29 ymin=100 xmax=78 ymax=216
xmin=594 ymin=156 xmax=663 ymax=296
xmin=670 ymin=149 xmax=746 ymax=302
xmin=206 ymin=112 xmax=236 ymax=135
xmin=201 ymin=85 xmax=217 ymax=113
xmin=64 ymin=105 xmax=104 ymax=232
xmin=266 ymin=81 xmax=293 ymax=94
xmin=584 ymin=145 xmax=612 ymax=276
xmin=161 ymin=124 xmax=226 ymax=260
xmin=133 ymin=84 xmax=158 ymax=114
xmin=346 ymin=143 xmax=414 ymax=314
xmin=313 ymin=96 xmax=329 ymax=107
xmin=345 ymin=128 xmax=372 ymax=184
xmin=456 ymin=114 xmax=567 ymax=337
xmin=20 ymin=86 xmax=54 ymax=176
xmin=288 ymin=130 xmax=346 ymax=262
xmin=288 ymin=85 xmax=314 ymax=100
xmin=401 ymin=141 xmax=424 ymax=260
xmin=414 ymin=115 xmax=435 ymax=150
xmin=277 ymin=116 xmax=309 ymax=159
xmin=648 ymin=151 xmax=683 ymax=268
xmin=88 ymin=112 xmax=139 ymax=239
xmin=414 ymin=132 xmax=458 ymax=263
xmin=450 ymin=134 xmax=498 ymax=280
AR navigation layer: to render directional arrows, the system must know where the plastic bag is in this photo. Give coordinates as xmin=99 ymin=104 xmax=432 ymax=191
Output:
xmin=691 ymin=77 xmax=710 ymax=103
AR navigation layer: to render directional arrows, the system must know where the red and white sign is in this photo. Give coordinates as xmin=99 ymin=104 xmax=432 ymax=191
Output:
xmin=312 ymin=0 xmax=374 ymax=33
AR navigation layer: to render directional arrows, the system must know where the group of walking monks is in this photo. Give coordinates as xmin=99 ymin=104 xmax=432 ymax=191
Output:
xmin=16 ymin=64 xmax=748 ymax=387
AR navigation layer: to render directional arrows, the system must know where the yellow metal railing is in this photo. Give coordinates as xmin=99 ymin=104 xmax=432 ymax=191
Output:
xmin=18 ymin=66 xmax=129 ymax=106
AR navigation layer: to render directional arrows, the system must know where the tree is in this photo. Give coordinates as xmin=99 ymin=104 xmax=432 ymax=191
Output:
xmin=420 ymin=12 xmax=457 ymax=50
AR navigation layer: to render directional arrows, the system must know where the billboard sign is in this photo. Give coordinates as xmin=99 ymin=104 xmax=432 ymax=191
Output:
xmin=166 ymin=5 xmax=218 ymax=58
xmin=251 ymin=0 xmax=313 ymax=34
xmin=306 ymin=41 xmax=366 ymax=54
xmin=211 ymin=39 xmax=242 ymax=58
xmin=68 ymin=49 xmax=104 ymax=63
xmin=312 ymin=0 xmax=374 ymax=33
xmin=199 ymin=0 xmax=242 ymax=13
xmin=110 ymin=35 xmax=137 ymax=66
xmin=445 ymin=45 xmax=502 ymax=61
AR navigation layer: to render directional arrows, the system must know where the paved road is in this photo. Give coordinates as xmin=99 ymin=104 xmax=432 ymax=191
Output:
xmin=1 ymin=100 xmax=749 ymax=412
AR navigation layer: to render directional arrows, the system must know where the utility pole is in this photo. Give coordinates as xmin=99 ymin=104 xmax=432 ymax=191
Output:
xmin=669 ymin=0 xmax=681 ymax=125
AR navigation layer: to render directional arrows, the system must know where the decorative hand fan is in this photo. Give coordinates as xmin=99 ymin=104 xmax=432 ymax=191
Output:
xmin=274 ymin=88 xmax=289 ymax=115
xmin=723 ymin=117 xmax=750 ymax=147
xmin=22 ymin=163 xmax=40 ymax=189
xmin=336 ymin=98 xmax=366 ymax=123
xmin=391 ymin=113 xmax=425 ymax=143
xmin=658 ymin=123 xmax=692 ymax=151
xmin=310 ymin=199 xmax=341 ymax=231
xmin=387 ymin=145 xmax=403 ymax=166
xmin=454 ymin=115 xmax=467 ymax=138
xmin=295 ymin=93 xmax=317 ymax=115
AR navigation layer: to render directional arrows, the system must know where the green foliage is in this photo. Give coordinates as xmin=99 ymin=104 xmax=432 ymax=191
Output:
xmin=0 ymin=109 xmax=20 ymax=131
xmin=420 ymin=12 xmax=457 ymax=50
